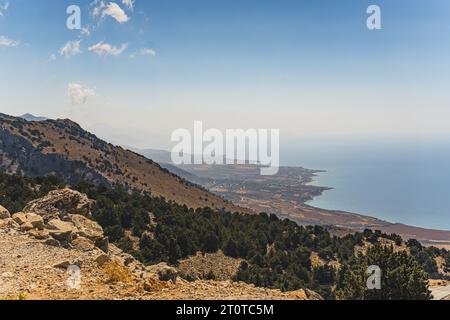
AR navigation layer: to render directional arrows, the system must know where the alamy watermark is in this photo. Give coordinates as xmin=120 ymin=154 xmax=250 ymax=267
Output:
xmin=366 ymin=265 xmax=382 ymax=290
xmin=171 ymin=121 xmax=280 ymax=176
xmin=367 ymin=5 xmax=382 ymax=30
xmin=67 ymin=265 xmax=81 ymax=290
xmin=66 ymin=5 xmax=81 ymax=30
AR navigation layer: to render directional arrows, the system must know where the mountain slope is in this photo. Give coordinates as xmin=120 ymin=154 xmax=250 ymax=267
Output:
xmin=0 ymin=113 xmax=246 ymax=213
xmin=0 ymin=188 xmax=315 ymax=301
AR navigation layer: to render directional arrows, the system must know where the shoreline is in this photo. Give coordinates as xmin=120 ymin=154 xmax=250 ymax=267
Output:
xmin=303 ymin=170 xmax=450 ymax=245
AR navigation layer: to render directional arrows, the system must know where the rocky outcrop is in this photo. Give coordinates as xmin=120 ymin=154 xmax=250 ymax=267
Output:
xmin=178 ymin=251 xmax=242 ymax=281
xmin=5 ymin=189 xmax=107 ymax=252
xmin=146 ymin=263 xmax=179 ymax=282
xmin=23 ymin=188 xmax=93 ymax=221
xmin=0 ymin=205 xmax=10 ymax=219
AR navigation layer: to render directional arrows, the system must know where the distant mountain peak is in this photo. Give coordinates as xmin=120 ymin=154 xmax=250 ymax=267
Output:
xmin=20 ymin=113 xmax=48 ymax=122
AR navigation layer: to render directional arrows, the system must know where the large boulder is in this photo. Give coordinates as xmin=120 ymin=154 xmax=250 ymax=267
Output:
xmin=70 ymin=214 xmax=109 ymax=252
xmin=70 ymin=214 xmax=103 ymax=241
xmin=0 ymin=205 xmax=10 ymax=219
xmin=46 ymin=219 xmax=76 ymax=242
xmin=23 ymin=188 xmax=92 ymax=221
xmin=146 ymin=263 xmax=179 ymax=282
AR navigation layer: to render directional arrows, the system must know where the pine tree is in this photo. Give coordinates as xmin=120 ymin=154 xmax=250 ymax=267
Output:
xmin=337 ymin=245 xmax=431 ymax=300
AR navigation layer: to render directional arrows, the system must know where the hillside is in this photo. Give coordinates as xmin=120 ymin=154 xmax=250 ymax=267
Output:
xmin=0 ymin=113 xmax=245 ymax=213
xmin=0 ymin=188 xmax=315 ymax=300
xmin=1 ymin=172 xmax=448 ymax=300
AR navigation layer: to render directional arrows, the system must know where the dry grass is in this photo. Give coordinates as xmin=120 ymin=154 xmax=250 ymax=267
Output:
xmin=0 ymin=292 xmax=28 ymax=300
xmin=102 ymin=261 xmax=134 ymax=284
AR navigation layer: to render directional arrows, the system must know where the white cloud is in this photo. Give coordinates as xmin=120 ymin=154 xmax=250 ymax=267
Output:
xmin=140 ymin=48 xmax=156 ymax=57
xmin=102 ymin=2 xmax=129 ymax=23
xmin=88 ymin=41 xmax=128 ymax=56
xmin=122 ymin=0 xmax=134 ymax=10
xmin=0 ymin=35 xmax=18 ymax=47
xmin=130 ymin=48 xmax=156 ymax=59
xmin=0 ymin=2 xmax=9 ymax=17
xmin=68 ymin=83 xmax=96 ymax=105
xmin=59 ymin=40 xmax=81 ymax=57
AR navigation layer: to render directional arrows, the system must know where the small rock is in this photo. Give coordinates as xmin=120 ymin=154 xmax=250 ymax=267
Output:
xmin=44 ymin=238 xmax=61 ymax=247
xmin=143 ymin=277 xmax=169 ymax=292
xmin=95 ymin=254 xmax=111 ymax=267
xmin=0 ymin=205 xmax=11 ymax=219
xmin=95 ymin=236 xmax=109 ymax=253
xmin=29 ymin=229 xmax=50 ymax=240
xmin=146 ymin=263 xmax=179 ymax=282
xmin=7 ymin=220 xmax=20 ymax=229
xmin=26 ymin=213 xmax=44 ymax=229
xmin=1 ymin=271 xmax=14 ymax=279
xmin=12 ymin=212 xmax=28 ymax=225
xmin=0 ymin=218 xmax=11 ymax=228
xmin=53 ymin=260 xmax=82 ymax=269
xmin=121 ymin=254 xmax=135 ymax=266
xmin=20 ymin=222 xmax=34 ymax=232
xmin=72 ymin=236 xmax=95 ymax=252
xmin=53 ymin=261 xmax=71 ymax=269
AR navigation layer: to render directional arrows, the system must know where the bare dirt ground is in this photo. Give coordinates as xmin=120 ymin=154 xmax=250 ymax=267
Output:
xmin=429 ymin=281 xmax=450 ymax=300
xmin=0 ymin=225 xmax=315 ymax=300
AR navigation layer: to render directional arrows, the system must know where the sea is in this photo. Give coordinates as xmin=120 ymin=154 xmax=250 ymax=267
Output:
xmin=281 ymin=138 xmax=450 ymax=231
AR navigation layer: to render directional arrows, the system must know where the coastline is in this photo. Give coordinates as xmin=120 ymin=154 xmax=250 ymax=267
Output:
xmin=303 ymin=170 xmax=450 ymax=246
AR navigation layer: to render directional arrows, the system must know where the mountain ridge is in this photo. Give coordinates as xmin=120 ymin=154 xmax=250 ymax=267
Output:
xmin=0 ymin=113 xmax=247 ymax=213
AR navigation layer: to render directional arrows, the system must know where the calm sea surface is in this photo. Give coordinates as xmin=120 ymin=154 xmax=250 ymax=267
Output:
xmin=282 ymin=139 xmax=450 ymax=230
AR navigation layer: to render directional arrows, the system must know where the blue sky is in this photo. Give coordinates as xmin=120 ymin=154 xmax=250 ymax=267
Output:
xmin=1 ymin=0 xmax=450 ymax=150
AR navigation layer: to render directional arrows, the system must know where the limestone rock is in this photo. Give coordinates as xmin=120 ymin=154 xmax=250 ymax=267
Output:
xmin=44 ymin=238 xmax=61 ymax=247
xmin=53 ymin=260 xmax=81 ymax=269
xmin=94 ymin=237 xmax=109 ymax=253
xmin=72 ymin=237 xmax=95 ymax=252
xmin=0 ymin=218 xmax=12 ymax=228
xmin=69 ymin=214 xmax=109 ymax=252
xmin=0 ymin=205 xmax=10 ymax=219
xmin=146 ymin=263 xmax=178 ymax=282
xmin=47 ymin=219 xmax=75 ymax=242
xmin=108 ymin=244 xmax=123 ymax=256
xmin=95 ymin=254 xmax=111 ymax=267
xmin=12 ymin=212 xmax=44 ymax=231
xmin=304 ymin=288 xmax=324 ymax=300
xmin=53 ymin=260 xmax=72 ymax=269
xmin=12 ymin=213 xmax=28 ymax=225
xmin=25 ymin=213 xmax=44 ymax=229
xmin=121 ymin=254 xmax=135 ymax=266
xmin=23 ymin=188 xmax=93 ymax=221
xmin=29 ymin=229 xmax=50 ymax=240
xmin=70 ymin=214 xmax=103 ymax=241
xmin=143 ymin=277 xmax=170 ymax=292
xmin=20 ymin=222 xmax=34 ymax=232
